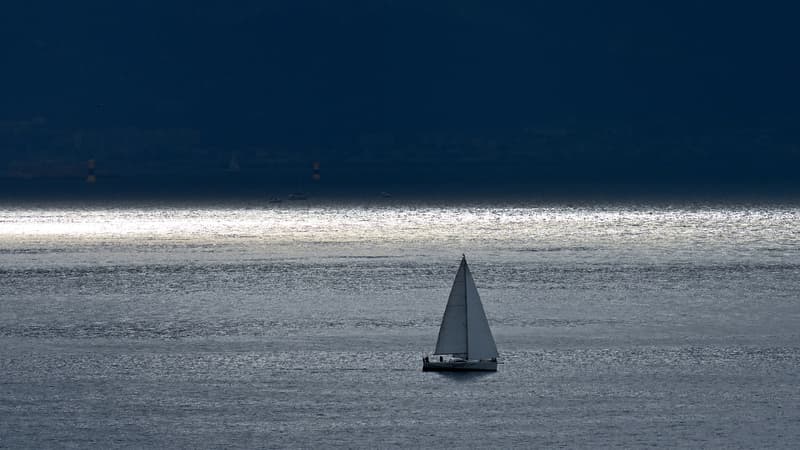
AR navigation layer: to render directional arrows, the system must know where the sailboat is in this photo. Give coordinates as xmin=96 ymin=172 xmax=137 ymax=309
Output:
xmin=423 ymin=255 xmax=499 ymax=372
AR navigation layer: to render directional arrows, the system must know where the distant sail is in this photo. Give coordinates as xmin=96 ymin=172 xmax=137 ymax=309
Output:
xmin=228 ymin=153 xmax=240 ymax=172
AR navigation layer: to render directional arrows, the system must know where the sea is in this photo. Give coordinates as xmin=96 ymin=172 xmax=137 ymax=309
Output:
xmin=1 ymin=199 xmax=799 ymax=448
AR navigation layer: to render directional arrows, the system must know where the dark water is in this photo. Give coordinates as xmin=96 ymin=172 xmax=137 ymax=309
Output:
xmin=1 ymin=203 xmax=799 ymax=448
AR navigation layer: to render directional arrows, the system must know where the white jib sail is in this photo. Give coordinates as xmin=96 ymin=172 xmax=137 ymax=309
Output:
xmin=464 ymin=263 xmax=498 ymax=360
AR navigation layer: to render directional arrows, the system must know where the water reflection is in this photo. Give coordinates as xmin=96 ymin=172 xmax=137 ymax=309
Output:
xmin=434 ymin=371 xmax=496 ymax=382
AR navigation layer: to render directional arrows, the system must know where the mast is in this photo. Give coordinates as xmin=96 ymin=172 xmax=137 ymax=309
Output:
xmin=464 ymin=255 xmax=469 ymax=359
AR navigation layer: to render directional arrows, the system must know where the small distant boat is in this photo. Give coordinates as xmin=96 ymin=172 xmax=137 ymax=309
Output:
xmin=379 ymin=191 xmax=392 ymax=198
xmin=423 ymin=255 xmax=499 ymax=372
xmin=287 ymin=192 xmax=308 ymax=200
xmin=268 ymin=196 xmax=282 ymax=204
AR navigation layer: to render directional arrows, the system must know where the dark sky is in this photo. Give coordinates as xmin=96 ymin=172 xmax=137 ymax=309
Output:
xmin=2 ymin=1 xmax=799 ymax=190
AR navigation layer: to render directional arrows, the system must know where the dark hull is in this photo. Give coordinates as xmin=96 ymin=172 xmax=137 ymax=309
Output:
xmin=422 ymin=359 xmax=497 ymax=372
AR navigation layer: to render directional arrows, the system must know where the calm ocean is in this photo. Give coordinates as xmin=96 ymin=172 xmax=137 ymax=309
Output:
xmin=1 ymin=201 xmax=799 ymax=448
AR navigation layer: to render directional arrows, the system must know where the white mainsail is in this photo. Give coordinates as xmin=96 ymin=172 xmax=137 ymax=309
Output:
xmin=434 ymin=256 xmax=498 ymax=360
xmin=434 ymin=261 xmax=468 ymax=356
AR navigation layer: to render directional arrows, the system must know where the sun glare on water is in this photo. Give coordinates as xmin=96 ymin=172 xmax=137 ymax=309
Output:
xmin=0 ymin=205 xmax=798 ymax=264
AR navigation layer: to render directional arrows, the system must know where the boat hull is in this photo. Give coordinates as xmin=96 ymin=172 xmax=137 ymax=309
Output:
xmin=422 ymin=359 xmax=497 ymax=372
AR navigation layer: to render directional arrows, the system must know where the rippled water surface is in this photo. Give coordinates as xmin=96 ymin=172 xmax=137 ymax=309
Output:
xmin=1 ymin=202 xmax=799 ymax=448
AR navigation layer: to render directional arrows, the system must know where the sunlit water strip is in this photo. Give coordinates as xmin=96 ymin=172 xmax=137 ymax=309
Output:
xmin=1 ymin=205 xmax=798 ymax=242
xmin=1 ymin=204 xmax=798 ymax=269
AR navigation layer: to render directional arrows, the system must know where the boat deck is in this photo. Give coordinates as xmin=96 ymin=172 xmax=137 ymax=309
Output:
xmin=422 ymin=358 xmax=497 ymax=372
